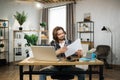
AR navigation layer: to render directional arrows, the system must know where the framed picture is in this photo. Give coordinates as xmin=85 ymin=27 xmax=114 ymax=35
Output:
xmin=84 ymin=13 xmax=91 ymax=21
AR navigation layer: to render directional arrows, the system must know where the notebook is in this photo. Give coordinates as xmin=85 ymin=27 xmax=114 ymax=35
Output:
xmin=31 ymin=46 xmax=58 ymax=61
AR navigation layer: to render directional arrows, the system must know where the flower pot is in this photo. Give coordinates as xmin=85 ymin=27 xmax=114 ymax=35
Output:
xmin=0 ymin=48 xmax=4 ymax=52
xmin=41 ymin=27 xmax=45 ymax=31
xmin=0 ymin=36 xmax=3 ymax=39
xmin=19 ymin=27 xmax=23 ymax=30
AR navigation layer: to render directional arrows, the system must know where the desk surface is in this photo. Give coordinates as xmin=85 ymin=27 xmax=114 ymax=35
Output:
xmin=18 ymin=57 xmax=104 ymax=66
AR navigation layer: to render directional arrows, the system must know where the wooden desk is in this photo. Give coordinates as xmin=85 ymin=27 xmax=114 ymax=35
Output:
xmin=18 ymin=57 xmax=104 ymax=80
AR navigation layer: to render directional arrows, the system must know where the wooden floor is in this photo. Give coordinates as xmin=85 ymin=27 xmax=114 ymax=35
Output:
xmin=0 ymin=63 xmax=120 ymax=80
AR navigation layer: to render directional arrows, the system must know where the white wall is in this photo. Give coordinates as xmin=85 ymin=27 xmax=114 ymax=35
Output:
xmin=75 ymin=0 xmax=120 ymax=64
xmin=0 ymin=0 xmax=42 ymax=62
xmin=40 ymin=0 xmax=120 ymax=65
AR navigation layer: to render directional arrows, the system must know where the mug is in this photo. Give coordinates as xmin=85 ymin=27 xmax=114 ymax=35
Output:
xmin=91 ymin=52 xmax=97 ymax=59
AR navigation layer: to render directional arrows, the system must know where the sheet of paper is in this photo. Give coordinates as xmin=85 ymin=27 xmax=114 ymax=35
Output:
xmin=65 ymin=38 xmax=82 ymax=57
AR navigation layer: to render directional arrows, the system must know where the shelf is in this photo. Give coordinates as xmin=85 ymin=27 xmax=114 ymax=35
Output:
xmin=41 ymin=38 xmax=48 ymax=40
xmin=13 ymin=30 xmax=40 ymax=32
xmin=13 ymin=30 xmax=48 ymax=32
xmin=0 ymin=26 xmax=8 ymax=28
xmin=41 ymin=30 xmax=48 ymax=32
xmin=0 ymin=39 xmax=8 ymax=40
xmin=13 ymin=29 xmax=49 ymax=61
xmin=0 ymin=19 xmax=8 ymax=21
xmin=77 ymin=21 xmax=94 ymax=49
xmin=0 ymin=19 xmax=9 ymax=64
xmin=0 ymin=51 xmax=9 ymax=53
xmin=77 ymin=21 xmax=94 ymax=23
xmin=81 ymin=41 xmax=94 ymax=49
xmin=77 ymin=31 xmax=93 ymax=33
xmin=81 ymin=41 xmax=93 ymax=43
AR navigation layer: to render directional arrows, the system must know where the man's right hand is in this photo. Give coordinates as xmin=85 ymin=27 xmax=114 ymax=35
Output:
xmin=55 ymin=46 xmax=67 ymax=55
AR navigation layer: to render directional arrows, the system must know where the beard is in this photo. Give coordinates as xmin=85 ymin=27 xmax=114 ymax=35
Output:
xmin=59 ymin=36 xmax=65 ymax=41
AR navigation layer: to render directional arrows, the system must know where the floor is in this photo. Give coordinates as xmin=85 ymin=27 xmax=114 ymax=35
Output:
xmin=0 ymin=63 xmax=120 ymax=80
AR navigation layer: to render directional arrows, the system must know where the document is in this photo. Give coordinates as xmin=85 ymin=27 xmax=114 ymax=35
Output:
xmin=65 ymin=38 xmax=83 ymax=57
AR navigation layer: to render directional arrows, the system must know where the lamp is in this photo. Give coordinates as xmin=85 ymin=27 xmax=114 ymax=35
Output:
xmin=101 ymin=26 xmax=113 ymax=67
xmin=101 ymin=26 xmax=107 ymax=31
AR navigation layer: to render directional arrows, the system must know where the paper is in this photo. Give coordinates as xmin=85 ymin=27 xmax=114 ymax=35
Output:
xmin=82 ymin=44 xmax=89 ymax=57
xmin=76 ymin=65 xmax=88 ymax=71
xmin=65 ymin=39 xmax=82 ymax=57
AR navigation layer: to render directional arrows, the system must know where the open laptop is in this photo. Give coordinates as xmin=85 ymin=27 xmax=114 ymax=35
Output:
xmin=31 ymin=46 xmax=58 ymax=61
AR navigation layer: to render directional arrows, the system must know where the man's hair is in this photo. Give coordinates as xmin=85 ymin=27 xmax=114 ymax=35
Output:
xmin=52 ymin=26 xmax=66 ymax=42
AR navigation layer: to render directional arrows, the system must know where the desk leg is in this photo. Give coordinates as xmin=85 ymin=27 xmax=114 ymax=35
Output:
xmin=89 ymin=65 xmax=92 ymax=80
xmin=29 ymin=66 xmax=33 ymax=80
xmin=19 ymin=65 xmax=23 ymax=80
xmin=99 ymin=65 xmax=104 ymax=80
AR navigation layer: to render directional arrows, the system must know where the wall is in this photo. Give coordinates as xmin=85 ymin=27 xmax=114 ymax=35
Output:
xmin=75 ymin=0 xmax=120 ymax=64
xmin=41 ymin=0 xmax=120 ymax=65
xmin=0 ymin=0 xmax=120 ymax=64
xmin=0 ymin=0 xmax=41 ymax=62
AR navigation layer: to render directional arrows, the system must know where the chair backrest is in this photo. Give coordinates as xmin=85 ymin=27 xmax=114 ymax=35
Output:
xmin=95 ymin=45 xmax=110 ymax=57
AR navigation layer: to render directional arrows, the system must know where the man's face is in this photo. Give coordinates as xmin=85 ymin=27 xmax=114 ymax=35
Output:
xmin=57 ymin=29 xmax=65 ymax=41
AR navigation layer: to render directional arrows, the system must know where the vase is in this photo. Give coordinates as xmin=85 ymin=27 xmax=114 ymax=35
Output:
xmin=41 ymin=27 xmax=45 ymax=31
xmin=19 ymin=27 xmax=23 ymax=30
xmin=0 ymin=36 xmax=3 ymax=39
xmin=3 ymin=22 xmax=6 ymax=27
xmin=0 ymin=48 xmax=4 ymax=52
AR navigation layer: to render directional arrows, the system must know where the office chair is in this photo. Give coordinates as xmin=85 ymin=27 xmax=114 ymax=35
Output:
xmin=95 ymin=45 xmax=111 ymax=69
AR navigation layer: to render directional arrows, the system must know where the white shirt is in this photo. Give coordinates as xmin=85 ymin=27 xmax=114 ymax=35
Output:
xmin=59 ymin=41 xmax=65 ymax=48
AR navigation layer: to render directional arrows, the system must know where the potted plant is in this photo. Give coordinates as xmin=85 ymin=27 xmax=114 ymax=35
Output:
xmin=14 ymin=11 xmax=27 ymax=30
xmin=24 ymin=34 xmax=38 ymax=46
xmin=0 ymin=29 xmax=3 ymax=39
xmin=0 ymin=42 xmax=4 ymax=52
xmin=40 ymin=22 xmax=46 ymax=31
xmin=24 ymin=34 xmax=38 ymax=57
xmin=0 ymin=43 xmax=4 ymax=48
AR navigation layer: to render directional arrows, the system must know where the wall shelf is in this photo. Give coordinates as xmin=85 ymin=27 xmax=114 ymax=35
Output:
xmin=13 ymin=29 xmax=49 ymax=61
xmin=0 ymin=19 xmax=9 ymax=65
xmin=77 ymin=21 xmax=94 ymax=49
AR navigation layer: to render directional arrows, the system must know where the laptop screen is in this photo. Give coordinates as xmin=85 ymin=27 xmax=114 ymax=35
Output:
xmin=31 ymin=46 xmax=58 ymax=61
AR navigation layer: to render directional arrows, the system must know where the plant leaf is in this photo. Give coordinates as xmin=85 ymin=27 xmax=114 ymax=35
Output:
xmin=14 ymin=11 xmax=27 ymax=26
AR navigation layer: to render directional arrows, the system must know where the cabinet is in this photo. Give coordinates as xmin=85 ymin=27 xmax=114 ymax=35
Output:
xmin=41 ymin=30 xmax=49 ymax=45
xmin=0 ymin=19 xmax=9 ymax=65
xmin=13 ymin=30 xmax=40 ymax=61
xmin=77 ymin=21 xmax=94 ymax=49
xmin=13 ymin=30 xmax=49 ymax=61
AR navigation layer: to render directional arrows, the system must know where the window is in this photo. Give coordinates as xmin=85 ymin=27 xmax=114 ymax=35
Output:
xmin=48 ymin=5 xmax=66 ymax=42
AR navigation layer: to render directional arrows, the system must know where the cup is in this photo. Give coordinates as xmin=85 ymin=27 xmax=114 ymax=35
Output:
xmin=91 ymin=52 xmax=97 ymax=60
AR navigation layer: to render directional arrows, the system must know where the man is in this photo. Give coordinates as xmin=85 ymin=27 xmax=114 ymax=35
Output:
xmin=40 ymin=26 xmax=85 ymax=80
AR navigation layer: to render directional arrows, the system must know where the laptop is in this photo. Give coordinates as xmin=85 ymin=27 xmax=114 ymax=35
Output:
xmin=85 ymin=48 xmax=96 ymax=58
xmin=85 ymin=53 xmax=91 ymax=58
xmin=31 ymin=46 xmax=58 ymax=61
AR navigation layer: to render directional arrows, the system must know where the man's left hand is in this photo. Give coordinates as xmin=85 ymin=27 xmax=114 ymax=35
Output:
xmin=75 ymin=50 xmax=83 ymax=57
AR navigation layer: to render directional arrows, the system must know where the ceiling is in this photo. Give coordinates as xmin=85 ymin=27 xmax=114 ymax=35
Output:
xmin=37 ymin=0 xmax=76 ymax=3
xmin=18 ymin=0 xmax=77 ymax=4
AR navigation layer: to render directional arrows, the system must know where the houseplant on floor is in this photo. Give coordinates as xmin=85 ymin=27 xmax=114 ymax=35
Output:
xmin=14 ymin=11 xmax=27 ymax=30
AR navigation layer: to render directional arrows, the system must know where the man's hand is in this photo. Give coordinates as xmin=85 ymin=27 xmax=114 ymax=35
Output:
xmin=75 ymin=49 xmax=83 ymax=58
xmin=55 ymin=46 xmax=67 ymax=55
